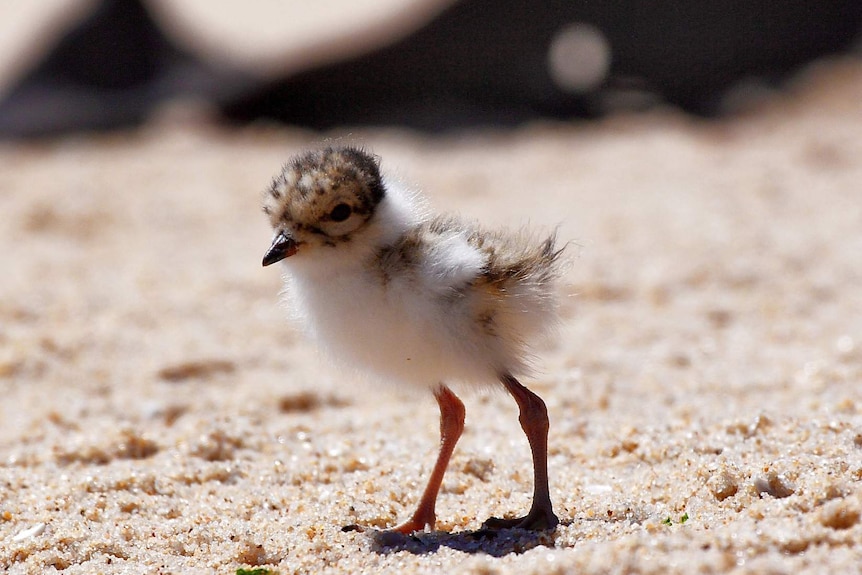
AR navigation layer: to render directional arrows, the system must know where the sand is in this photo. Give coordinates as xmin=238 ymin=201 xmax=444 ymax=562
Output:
xmin=2 ymin=7 xmax=862 ymax=572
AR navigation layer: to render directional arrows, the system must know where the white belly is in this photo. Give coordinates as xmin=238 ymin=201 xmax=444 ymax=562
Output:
xmin=285 ymin=267 xmax=498 ymax=389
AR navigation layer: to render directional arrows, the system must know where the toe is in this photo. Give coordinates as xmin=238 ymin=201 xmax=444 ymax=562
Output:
xmin=482 ymin=508 xmax=559 ymax=531
xmin=517 ymin=508 xmax=559 ymax=531
xmin=481 ymin=516 xmax=522 ymax=530
xmin=389 ymin=518 xmax=432 ymax=535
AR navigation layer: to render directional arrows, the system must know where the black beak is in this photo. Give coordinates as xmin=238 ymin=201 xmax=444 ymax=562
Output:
xmin=262 ymin=232 xmax=298 ymax=266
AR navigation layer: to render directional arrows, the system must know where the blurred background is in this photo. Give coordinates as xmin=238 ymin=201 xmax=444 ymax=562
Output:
xmin=1 ymin=0 xmax=860 ymax=137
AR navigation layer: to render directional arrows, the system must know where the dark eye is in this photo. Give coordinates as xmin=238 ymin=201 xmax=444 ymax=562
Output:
xmin=329 ymin=203 xmax=352 ymax=222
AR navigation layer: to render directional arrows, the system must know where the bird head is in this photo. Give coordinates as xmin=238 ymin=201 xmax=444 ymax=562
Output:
xmin=261 ymin=146 xmax=386 ymax=266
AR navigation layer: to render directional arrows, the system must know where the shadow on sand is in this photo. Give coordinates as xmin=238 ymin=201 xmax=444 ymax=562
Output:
xmin=357 ymin=525 xmax=559 ymax=557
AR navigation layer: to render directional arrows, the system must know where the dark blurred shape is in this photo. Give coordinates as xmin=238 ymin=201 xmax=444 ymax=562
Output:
xmin=0 ymin=0 xmax=251 ymax=138
xmin=223 ymin=0 xmax=862 ymax=129
xmin=0 ymin=0 xmax=860 ymax=138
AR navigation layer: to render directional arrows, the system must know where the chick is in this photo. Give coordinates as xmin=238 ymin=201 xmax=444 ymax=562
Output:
xmin=262 ymin=146 xmax=564 ymax=533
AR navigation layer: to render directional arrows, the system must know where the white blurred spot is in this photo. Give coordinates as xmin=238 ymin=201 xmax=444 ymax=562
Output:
xmin=547 ymin=23 xmax=611 ymax=93
xmin=836 ymin=335 xmax=855 ymax=355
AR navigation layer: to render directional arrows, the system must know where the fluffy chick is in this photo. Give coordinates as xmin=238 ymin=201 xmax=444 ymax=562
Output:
xmin=262 ymin=146 xmax=564 ymax=533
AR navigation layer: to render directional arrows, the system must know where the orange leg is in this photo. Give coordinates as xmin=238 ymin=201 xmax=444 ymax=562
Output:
xmin=483 ymin=374 xmax=558 ymax=531
xmin=391 ymin=385 xmax=465 ymax=534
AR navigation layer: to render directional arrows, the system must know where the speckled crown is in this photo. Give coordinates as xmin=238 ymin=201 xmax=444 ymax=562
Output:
xmin=262 ymin=146 xmax=385 ymax=226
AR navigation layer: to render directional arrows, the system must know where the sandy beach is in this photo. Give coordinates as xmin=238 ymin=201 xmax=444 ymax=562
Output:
xmin=2 ymin=3 xmax=862 ymax=573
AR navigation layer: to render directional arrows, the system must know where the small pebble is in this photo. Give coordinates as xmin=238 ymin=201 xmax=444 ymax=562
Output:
xmin=12 ymin=522 xmax=46 ymax=542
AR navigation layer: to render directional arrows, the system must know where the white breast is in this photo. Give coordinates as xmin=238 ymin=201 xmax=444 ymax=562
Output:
xmin=284 ymin=233 xmax=501 ymax=391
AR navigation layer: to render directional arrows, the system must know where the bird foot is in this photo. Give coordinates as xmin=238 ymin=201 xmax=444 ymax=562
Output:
xmin=388 ymin=516 xmax=434 ymax=535
xmin=341 ymin=517 xmax=432 ymax=536
xmin=481 ymin=507 xmax=559 ymax=531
